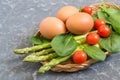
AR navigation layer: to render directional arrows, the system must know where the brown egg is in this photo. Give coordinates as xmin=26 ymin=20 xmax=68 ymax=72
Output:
xmin=39 ymin=17 xmax=66 ymax=39
xmin=66 ymin=12 xmax=94 ymax=34
xmin=56 ymin=6 xmax=79 ymax=22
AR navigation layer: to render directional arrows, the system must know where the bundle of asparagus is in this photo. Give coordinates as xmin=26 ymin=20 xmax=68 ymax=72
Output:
xmin=14 ymin=31 xmax=88 ymax=73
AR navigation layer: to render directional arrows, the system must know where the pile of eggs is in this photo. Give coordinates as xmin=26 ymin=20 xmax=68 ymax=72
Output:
xmin=39 ymin=6 xmax=94 ymax=39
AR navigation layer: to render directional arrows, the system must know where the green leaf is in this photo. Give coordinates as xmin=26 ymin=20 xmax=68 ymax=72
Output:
xmin=79 ymin=6 xmax=83 ymax=12
xmin=29 ymin=36 xmax=50 ymax=45
xmin=99 ymin=36 xmax=112 ymax=52
xmin=92 ymin=14 xmax=98 ymax=21
xmin=99 ymin=32 xmax=120 ymax=53
xmin=111 ymin=33 xmax=120 ymax=52
xmin=108 ymin=14 xmax=120 ymax=34
xmin=83 ymin=46 xmax=106 ymax=61
xmin=107 ymin=8 xmax=120 ymax=14
xmin=97 ymin=9 xmax=111 ymax=24
xmin=51 ymin=34 xmax=77 ymax=57
xmin=101 ymin=7 xmax=120 ymax=34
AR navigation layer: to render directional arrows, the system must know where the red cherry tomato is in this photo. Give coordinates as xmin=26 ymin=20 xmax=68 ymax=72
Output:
xmin=98 ymin=25 xmax=110 ymax=37
xmin=94 ymin=19 xmax=106 ymax=29
xmin=86 ymin=32 xmax=100 ymax=45
xmin=82 ymin=6 xmax=92 ymax=15
xmin=73 ymin=51 xmax=87 ymax=64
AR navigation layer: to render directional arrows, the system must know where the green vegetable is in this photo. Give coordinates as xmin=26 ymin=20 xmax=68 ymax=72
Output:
xmin=107 ymin=14 xmax=120 ymax=34
xmin=99 ymin=36 xmax=111 ymax=52
xmin=100 ymin=1 xmax=120 ymax=34
xmin=32 ymin=48 xmax=53 ymax=56
xmin=38 ymin=54 xmax=71 ymax=73
xmin=74 ymin=33 xmax=88 ymax=44
xmin=79 ymin=6 xmax=83 ymax=12
xmin=92 ymin=14 xmax=98 ymax=21
xmin=13 ymin=43 xmax=51 ymax=54
xmin=107 ymin=8 xmax=120 ymax=14
xmin=83 ymin=46 xmax=106 ymax=61
xmin=23 ymin=53 xmax=58 ymax=62
xmin=30 ymin=36 xmax=50 ymax=45
xmin=97 ymin=9 xmax=110 ymax=24
xmin=51 ymin=34 xmax=77 ymax=57
xmin=99 ymin=32 xmax=120 ymax=53
xmin=111 ymin=33 xmax=120 ymax=52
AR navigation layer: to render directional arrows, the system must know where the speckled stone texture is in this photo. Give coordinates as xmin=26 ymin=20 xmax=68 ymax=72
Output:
xmin=0 ymin=0 xmax=120 ymax=80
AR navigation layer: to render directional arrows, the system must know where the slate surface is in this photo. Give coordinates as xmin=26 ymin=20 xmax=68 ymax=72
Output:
xmin=0 ymin=0 xmax=120 ymax=80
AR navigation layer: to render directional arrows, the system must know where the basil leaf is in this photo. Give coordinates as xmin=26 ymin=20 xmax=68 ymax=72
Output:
xmin=99 ymin=32 xmax=120 ymax=53
xmin=83 ymin=46 xmax=106 ymax=61
xmin=102 ymin=7 xmax=120 ymax=34
xmin=29 ymin=36 xmax=50 ymax=45
xmin=97 ymin=9 xmax=111 ymax=24
xmin=107 ymin=8 xmax=120 ymax=14
xmin=108 ymin=14 xmax=120 ymax=34
xmin=51 ymin=34 xmax=77 ymax=57
xmin=99 ymin=36 xmax=112 ymax=52
xmin=111 ymin=33 xmax=120 ymax=52
xmin=92 ymin=14 xmax=98 ymax=21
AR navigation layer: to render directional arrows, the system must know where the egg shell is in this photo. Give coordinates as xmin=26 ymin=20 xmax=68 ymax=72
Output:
xmin=66 ymin=12 xmax=94 ymax=34
xmin=39 ymin=17 xmax=66 ymax=39
xmin=56 ymin=6 xmax=79 ymax=22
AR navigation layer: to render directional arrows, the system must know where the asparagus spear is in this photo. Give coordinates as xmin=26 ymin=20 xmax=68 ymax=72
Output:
xmin=23 ymin=53 xmax=58 ymax=62
xmin=13 ymin=43 xmax=51 ymax=54
xmin=23 ymin=48 xmax=54 ymax=62
xmin=38 ymin=54 xmax=72 ymax=73
xmin=74 ymin=33 xmax=88 ymax=40
xmin=32 ymin=48 xmax=53 ymax=56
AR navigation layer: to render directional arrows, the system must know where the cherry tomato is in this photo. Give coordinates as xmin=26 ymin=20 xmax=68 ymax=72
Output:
xmin=94 ymin=19 xmax=106 ymax=29
xmin=98 ymin=25 xmax=110 ymax=37
xmin=86 ymin=32 xmax=100 ymax=45
xmin=82 ymin=6 xmax=92 ymax=15
xmin=73 ymin=51 xmax=87 ymax=64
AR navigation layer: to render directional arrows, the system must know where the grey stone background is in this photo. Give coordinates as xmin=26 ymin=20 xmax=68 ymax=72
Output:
xmin=0 ymin=0 xmax=120 ymax=80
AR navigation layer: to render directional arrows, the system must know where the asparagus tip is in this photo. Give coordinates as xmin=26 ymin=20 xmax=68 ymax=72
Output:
xmin=38 ymin=69 xmax=45 ymax=74
xmin=13 ymin=50 xmax=18 ymax=53
xmin=23 ymin=58 xmax=27 ymax=62
xmin=23 ymin=56 xmax=32 ymax=62
xmin=13 ymin=49 xmax=26 ymax=54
